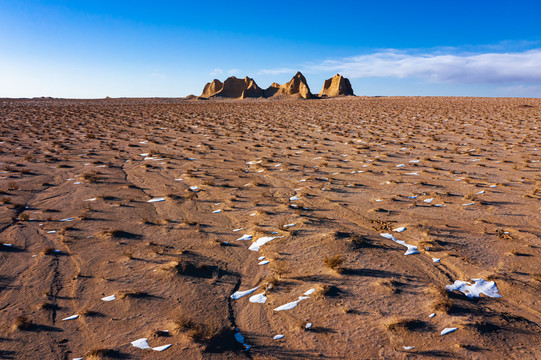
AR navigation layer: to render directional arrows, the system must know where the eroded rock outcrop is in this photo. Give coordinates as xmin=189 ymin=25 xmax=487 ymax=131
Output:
xmin=201 ymin=79 xmax=224 ymax=98
xmin=319 ymin=74 xmax=354 ymax=97
xmin=201 ymin=76 xmax=263 ymax=99
xmin=199 ymin=71 xmax=351 ymax=99
xmin=264 ymin=71 xmax=313 ymax=99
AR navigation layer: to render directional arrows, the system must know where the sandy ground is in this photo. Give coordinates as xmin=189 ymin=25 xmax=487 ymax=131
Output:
xmin=0 ymin=96 xmax=540 ymax=359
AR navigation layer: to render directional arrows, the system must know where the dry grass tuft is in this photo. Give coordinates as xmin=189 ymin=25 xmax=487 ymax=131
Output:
xmin=315 ymin=284 xmax=341 ymax=299
xmin=118 ymin=290 xmax=152 ymax=299
xmin=13 ymin=315 xmax=33 ymax=330
xmin=171 ymin=307 xmax=221 ymax=343
xmin=386 ymin=317 xmax=427 ymax=332
xmin=81 ymin=171 xmax=100 ymax=183
xmin=271 ymin=260 xmax=291 ymax=278
xmin=85 ymin=348 xmax=123 ymax=359
xmin=429 ymin=285 xmax=452 ymax=313
xmin=323 ymin=255 xmax=344 ymax=272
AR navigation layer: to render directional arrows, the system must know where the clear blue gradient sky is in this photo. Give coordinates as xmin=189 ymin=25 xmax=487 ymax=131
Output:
xmin=1 ymin=0 xmax=541 ymax=98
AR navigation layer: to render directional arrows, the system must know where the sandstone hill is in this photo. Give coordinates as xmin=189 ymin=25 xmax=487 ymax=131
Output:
xmin=264 ymin=71 xmax=313 ymax=99
xmin=201 ymin=79 xmax=223 ymax=98
xmin=319 ymin=73 xmax=354 ymax=97
xmin=201 ymin=76 xmax=264 ymax=99
xmin=199 ymin=72 xmax=353 ymax=100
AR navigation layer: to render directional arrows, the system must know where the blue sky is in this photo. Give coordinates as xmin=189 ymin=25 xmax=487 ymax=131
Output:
xmin=1 ymin=0 xmax=541 ymax=98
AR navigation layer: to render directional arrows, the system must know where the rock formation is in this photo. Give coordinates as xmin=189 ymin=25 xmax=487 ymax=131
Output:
xmin=264 ymin=71 xmax=313 ymax=99
xmin=201 ymin=76 xmax=263 ymax=99
xmin=319 ymin=74 xmax=354 ymax=97
xmin=199 ymin=71 xmax=352 ymax=99
xmin=201 ymin=79 xmax=223 ymax=98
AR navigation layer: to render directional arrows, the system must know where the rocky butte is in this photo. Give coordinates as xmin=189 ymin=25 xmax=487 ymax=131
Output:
xmin=201 ymin=76 xmax=263 ymax=99
xmin=198 ymin=72 xmax=354 ymax=100
xmin=263 ymin=71 xmax=313 ymax=99
xmin=319 ymin=73 xmax=354 ymax=97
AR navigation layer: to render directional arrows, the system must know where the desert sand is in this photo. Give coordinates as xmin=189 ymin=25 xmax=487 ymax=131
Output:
xmin=0 ymin=96 xmax=540 ymax=359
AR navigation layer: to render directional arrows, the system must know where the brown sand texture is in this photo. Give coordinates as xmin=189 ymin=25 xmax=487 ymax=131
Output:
xmin=0 ymin=96 xmax=540 ymax=359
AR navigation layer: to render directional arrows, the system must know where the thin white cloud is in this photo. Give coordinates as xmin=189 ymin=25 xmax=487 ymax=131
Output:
xmin=296 ymin=49 xmax=541 ymax=84
xmin=227 ymin=68 xmax=241 ymax=75
xmin=210 ymin=68 xmax=223 ymax=76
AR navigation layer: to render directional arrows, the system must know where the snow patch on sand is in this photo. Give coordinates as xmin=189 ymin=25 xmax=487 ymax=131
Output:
xmin=445 ymin=279 xmax=501 ymax=298
xmin=441 ymin=327 xmax=458 ymax=335
xmin=249 ymin=293 xmax=267 ymax=303
xmin=274 ymin=296 xmax=310 ymax=311
xmin=380 ymin=233 xmax=419 ymax=255
xmin=231 ymin=286 xmax=260 ymax=300
xmin=248 ymin=236 xmax=284 ymax=252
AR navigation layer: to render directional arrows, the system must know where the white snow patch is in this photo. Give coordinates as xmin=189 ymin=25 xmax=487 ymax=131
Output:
xmin=236 ymin=234 xmax=252 ymax=241
xmin=249 ymin=293 xmax=267 ymax=303
xmin=147 ymin=197 xmax=165 ymax=203
xmin=445 ymin=279 xmax=502 ymax=298
xmin=101 ymin=295 xmax=116 ymax=301
xmin=62 ymin=315 xmax=79 ymax=321
xmin=303 ymin=288 xmax=316 ymax=296
xmin=234 ymin=329 xmax=251 ymax=351
xmin=248 ymin=236 xmax=284 ymax=252
xmin=273 ymin=296 xmax=309 ymax=311
xmin=440 ymin=327 xmax=458 ymax=335
xmin=231 ymin=286 xmax=260 ymax=300
xmin=131 ymin=338 xmax=150 ymax=349
xmin=380 ymin=233 xmax=419 ymax=255
xmin=152 ymin=344 xmax=172 ymax=351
